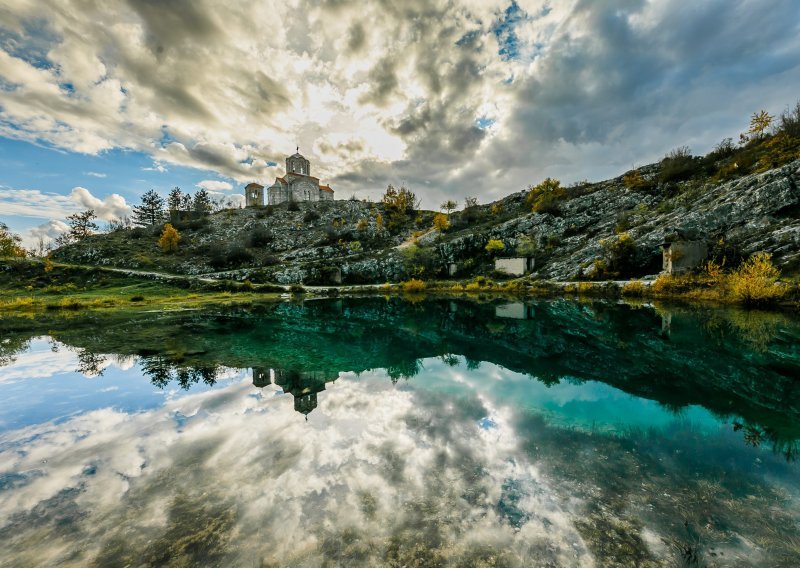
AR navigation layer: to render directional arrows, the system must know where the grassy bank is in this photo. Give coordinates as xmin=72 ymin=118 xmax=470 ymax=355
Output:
xmin=0 ymin=259 xmax=287 ymax=314
xmin=2 ymin=257 xmax=799 ymax=315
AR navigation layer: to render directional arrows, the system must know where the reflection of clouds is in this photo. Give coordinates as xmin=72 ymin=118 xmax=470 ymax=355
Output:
xmin=0 ymin=339 xmax=129 ymax=382
xmin=0 ymin=370 xmax=592 ymax=566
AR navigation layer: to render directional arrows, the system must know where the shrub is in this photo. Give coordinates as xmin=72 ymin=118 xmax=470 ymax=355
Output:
xmin=526 ymin=178 xmax=565 ymax=214
xmin=356 ymin=218 xmax=368 ymax=231
xmin=623 ymin=169 xmax=652 ymax=191
xmin=349 ymin=240 xmax=362 ymax=253
xmin=659 ymin=146 xmax=701 ymax=184
xmin=621 ymin=280 xmax=646 ymax=297
xmin=287 ymin=201 xmax=300 ymax=211
xmin=289 ymin=284 xmax=306 ymax=295
xmin=130 ymin=295 xmax=145 ymax=302
xmin=485 ymin=239 xmax=505 ymax=255
xmin=209 ymin=244 xmax=253 ymax=270
xmin=402 ymin=278 xmax=426 ymax=293
xmin=303 ymin=210 xmax=320 ymax=223
xmin=590 ymin=232 xmax=638 ymax=279
xmin=728 ymin=252 xmax=785 ymax=305
xmin=245 ymin=225 xmax=272 ymax=247
xmin=432 ymin=213 xmax=450 ymax=232
xmin=401 ymin=244 xmax=437 ymax=278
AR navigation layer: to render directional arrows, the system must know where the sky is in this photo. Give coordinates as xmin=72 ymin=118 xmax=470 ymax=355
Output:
xmin=1 ymin=0 xmax=799 ymax=246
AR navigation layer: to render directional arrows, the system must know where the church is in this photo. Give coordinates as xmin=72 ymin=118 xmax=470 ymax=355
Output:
xmin=245 ymin=150 xmax=334 ymax=207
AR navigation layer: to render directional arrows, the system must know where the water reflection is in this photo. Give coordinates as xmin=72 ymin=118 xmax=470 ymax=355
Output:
xmin=1 ymin=297 xmax=799 ymax=565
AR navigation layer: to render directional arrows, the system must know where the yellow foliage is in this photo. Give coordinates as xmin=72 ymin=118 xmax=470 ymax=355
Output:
xmin=621 ymin=280 xmax=646 ymax=297
xmin=728 ymin=252 xmax=785 ymax=305
xmin=402 ymin=278 xmax=426 ymax=293
xmin=375 ymin=213 xmax=384 ymax=231
xmin=159 ymin=223 xmax=181 ymax=252
xmin=43 ymin=256 xmax=54 ymax=273
xmin=485 ymin=239 xmax=505 ymax=254
xmin=432 ymin=213 xmax=450 ymax=232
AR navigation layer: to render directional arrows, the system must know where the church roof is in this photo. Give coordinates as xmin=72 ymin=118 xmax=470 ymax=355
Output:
xmin=245 ymin=182 xmax=264 ymax=189
xmin=319 ymin=184 xmax=334 ymax=193
xmin=289 ymin=152 xmax=305 ymax=159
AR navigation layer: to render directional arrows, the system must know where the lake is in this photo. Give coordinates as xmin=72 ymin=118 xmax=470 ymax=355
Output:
xmin=1 ymin=297 xmax=799 ymax=566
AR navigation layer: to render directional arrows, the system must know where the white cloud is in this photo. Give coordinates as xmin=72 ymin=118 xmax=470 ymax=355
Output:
xmin=84 ymin=172 xmax=107 ymax=178
xmin=196 ymin=180 xmax=233 ymax=192
xmin=0 ymin=0 xmax=797 ymax=208
xmin=69 ymin=187 xmax=131 ymax=221
xmin=142 ymin=162 xmax=167 ymax=173
xmin=27 ymin=219 xmax=69 ymax=245
xmin=0 ymin=187 xmax=77 ymax=219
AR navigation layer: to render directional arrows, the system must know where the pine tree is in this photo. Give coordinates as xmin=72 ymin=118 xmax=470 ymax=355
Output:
xmin=132 ymin=189 xmax=165 ymax=226
xmin=55 ymin=210 xmax=99 ymax=247
xmin=167 ymin=187 xmax=184 ymax=211
xmin=193 ymin=188 xmax=213 ymax=214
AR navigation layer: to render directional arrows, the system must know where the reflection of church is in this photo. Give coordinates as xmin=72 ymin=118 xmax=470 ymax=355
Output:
xmin=252 ymin=367 xmax=339 ymax=416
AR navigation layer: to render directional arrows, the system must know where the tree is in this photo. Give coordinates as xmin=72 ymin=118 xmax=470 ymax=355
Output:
xmin=159 ymin=223 xmax=181 ymax=252
xmin=743 ymin=110 xmax=774 ymax=142
xmin=132 ymin=189 xmax=165 ymax=226
xmin=432 ymin=212 xmax=450 ymax=232
xmin=193 ymin=188 xmax=213 ymax=214
xmin=464 ymin=196 xmax=478 ymax=209
xmin=381 ymin=184 xmax=419 ymax=232
xmin=440 ymin=200 xmax=458 ymax=216
xmin=68 ymin=210 xmax=99 ymax=240
xmin=167 ymin=187 xmax=184 ymax=211
xmin=0 ymin=223 xmax=25 ymax=257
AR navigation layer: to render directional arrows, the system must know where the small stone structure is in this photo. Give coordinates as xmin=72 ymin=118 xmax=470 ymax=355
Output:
xmin=661 ymin=240 xmax=708 ymax=274
xmin=245 ymin=183 xmax=265 ymax=207
xmin=494 ymin=257 xmax=534 ymax=276
xmin=244 ymin=150 xmax=334 ymax=207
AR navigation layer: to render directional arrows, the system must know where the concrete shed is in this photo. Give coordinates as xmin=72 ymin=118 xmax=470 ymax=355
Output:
xmin=661 ymin=240 xmax=708 ymax=274
xmin=494 ymin=257 xmax=534 ymax=276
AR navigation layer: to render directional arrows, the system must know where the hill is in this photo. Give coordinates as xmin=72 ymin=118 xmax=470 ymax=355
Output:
xmin=51 ymin=161 xmax=799 ymax=286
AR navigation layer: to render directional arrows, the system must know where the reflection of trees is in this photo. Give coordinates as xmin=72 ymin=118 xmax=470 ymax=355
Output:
xmin=140 ymin=356 xmax=220 ymax=390
xmin=76 ymin=349 xmax=107 ymax=377
xmin=0 ymin=336 xmax=30 ymax=367
xmin=387 ymin=359 xmax=421 ymax=383
xmin=734 ymin=421 xmax=798 ymax=463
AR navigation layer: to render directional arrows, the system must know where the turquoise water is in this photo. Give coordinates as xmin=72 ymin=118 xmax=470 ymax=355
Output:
xmin=0 ymin=298 xmax=799 ymax=566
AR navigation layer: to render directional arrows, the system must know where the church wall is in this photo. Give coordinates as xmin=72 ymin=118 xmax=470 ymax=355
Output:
xmin=292 ymin=180 xmax=319 ymax=202
xmin=319 ymin=190 xmax=334 ymax=201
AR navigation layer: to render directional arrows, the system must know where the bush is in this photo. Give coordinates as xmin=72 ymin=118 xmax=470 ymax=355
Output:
xmin=245 ymin=225 xmax=272 ymax=247
xmin=402 ymin=278 xmax=426 ymax=293
xmin=623 ymin=170 xmax=653 ymax=191
xmin=526 ymin=178 xmax=566 ymax=214
xmin=287 ymin=201 xmax=300 ymax=212
xmin=485 ymin=239 xmax=505 ymax=255
xmin=621 ymin=280 xmax=646 ymax=297
xmin=209 ymin=244 xmax=254 ymax=270
xmin=289 ymin=284 xmax=306 ymax=295
xmin=590 ymin=232 xmax=638 ymax=279
xmin=303 ymin=210 xmax=320 ymax=223
xmin=728 ymin=252 xmax=785 ymax=305
xmin=130 ymin=295 xmax=145 ymax=302
xmin=659 ymin=146 xmax=701 ymax=184
xmin=432 ymin=213 xmax=450 ymax=232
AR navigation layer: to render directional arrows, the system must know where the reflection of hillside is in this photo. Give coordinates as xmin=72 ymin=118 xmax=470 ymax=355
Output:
xmin=253 ymin=367 xmax=339 ymax=416
xmin=2 ymin=297 xmax=799 ymax=444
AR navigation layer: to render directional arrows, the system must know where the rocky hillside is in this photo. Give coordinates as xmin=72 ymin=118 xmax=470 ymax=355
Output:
xmin=54 ymin=159 xmax=800 ymax=284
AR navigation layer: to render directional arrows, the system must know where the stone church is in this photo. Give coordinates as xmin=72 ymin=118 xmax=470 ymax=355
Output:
xmin=245 ymin=150 xmax=334 ymax=207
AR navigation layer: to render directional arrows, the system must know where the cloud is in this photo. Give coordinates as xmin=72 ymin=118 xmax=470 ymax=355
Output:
xmin=0 ymin=366 xmax=592 ymax=566
xmin=142 ymin=162 xmax=168 ymax=173
xmin=196 ymin=180 xmax=233 ymax=192
xmin=0 ymin=0 xmax=797 ymax=206
xmin=69 ymin=187 xmax=131 ymax=221
xmin=27 ymin=219 xmax=69 ymax=244
xmin=83 ymin=171 xmax=106 ymax=178
xmin=0 ymin=187 xmax=77 ymax=219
